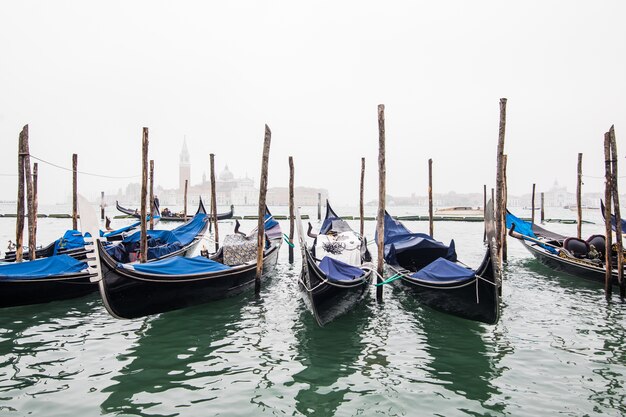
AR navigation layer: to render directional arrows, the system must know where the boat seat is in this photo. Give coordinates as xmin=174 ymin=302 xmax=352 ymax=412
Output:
xmin=563 ymin=237 xmax=589 ymax=258
xmin=586 ymin=235 xmax=606 ymax=257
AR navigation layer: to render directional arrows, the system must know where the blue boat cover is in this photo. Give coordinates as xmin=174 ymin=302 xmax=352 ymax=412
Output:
xmin=101 ymin=221 xmax=140 ymax=238
xmin=264 ymin=214 xmax=279 ymax=230
xmin=53 ymin=230 xmax=86 ymax=255
xmin=318 ymin=256 xmax=364 ymax=282
xmin=601 ymin=200 xmax=626 ymax=234
xmin=118 ymin=255 xmax=231 ymax=275
xmin=505 ymin=211 xmax=536 ymax=238
xmin=0 ymin=255 xmax=88 ymax=280
xmin=376 ymin=213 xmax=456 ymax=266
xmin=410 ymin=257 xmax=475 ymax=283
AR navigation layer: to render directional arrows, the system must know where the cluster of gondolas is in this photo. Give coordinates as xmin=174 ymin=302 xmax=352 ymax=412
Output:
xmin=0 ymin=192 xmax=505 ymax=327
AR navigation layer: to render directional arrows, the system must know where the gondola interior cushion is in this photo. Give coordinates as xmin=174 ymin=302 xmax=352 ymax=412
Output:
xmin=118 ymin=256 xmax=231 ymax=275
xmin=586 ymin=235 xmax=606 ymax=256
xmin=0 ymin=254 xmax=88 ymax=280
xmin=223 ymin=234 xmax=257 ymax=266
xmin=563 ymin=237 xmax=589 ymax=258
xmin=410 ymin=257 xmax=475 ymax=283
xmin=318 ymin=256 xmax=364 ymax=282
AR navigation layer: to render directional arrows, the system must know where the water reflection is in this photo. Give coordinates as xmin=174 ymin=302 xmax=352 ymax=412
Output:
xmin=100 ymin=296 xmax=246 ymax=416
xmin=292 ymin=301 xmax=369 ymax=416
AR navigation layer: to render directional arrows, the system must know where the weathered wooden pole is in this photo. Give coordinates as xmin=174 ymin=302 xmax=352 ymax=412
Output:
xmin=317 ymin=192 xmax=321 ymax=220
xmin=428 ymin=158 xmax=434 ymax=237
xmin=530 ymin=183 xmax=537 ymax=224
xmin=288 ymin=156 xmax=295 ymax=264
xmin=540 ymin=192 xmax=545 ymax=223
xmin=210 ymin=153 xmax=219 ymax=251
xmin=72 ymin=153 xmax=78 ymax=230
xmin=255 ymin=125 xmax=272 ymax=294
xmin=603 ymin=131 xmax=613 ymax=301
xmin=376 ymin=104 xmax=386 ymax=302
xmin=495 ymin=98 xmax=507 ymax=267
xmin=183 ymin=179 xmax=188 ymax=220
xmin=140 ymin=128 xmax=149 ymax=263
xmin=15 ymin=127 xmax=26 ymax=262
xmin=491 ymin=188 xmax=495 ymax=215
xmin=22 ymin=126 xmax=36 ymax=260
xmin=501 ymin=154 xmax=508 ymax=261
xmin=149 ymin=159 xmax=155 ymax=230
xmin=483 ymin=184 xmax=487 ymax=242
xmin=32 ymin=162 xmax=38 ymax=250
xmin=360 ymin=157 xmax=365 ymax=237
xmin=100 ymin=191 xmax=105 ymax=220
xmin=577 ymin=153 xmax=583 ymax=239
xmin=609 ymin=126 xmax=624 ymax=299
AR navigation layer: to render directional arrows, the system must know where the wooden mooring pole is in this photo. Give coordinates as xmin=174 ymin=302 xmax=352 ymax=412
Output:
xmin=530 ymin=183 xmax=537 ymax=224
xmin=288 ymin=156 xmax=295 ymax=264
xmin=603 ymin=131 xmax=613 ymax=301
xmin=255 ymin=125 xmax=272 ymax=294
xmin=100 ymin=191 xmax=105 ymax=220
xmin=483 ymin=184 xmax=487 ymax=242
xmin=540 ymin=192 xmax=545 ymax=223
xmin=140 ymin=128 xmax=149 ymax=264
xmin=495 ymin=97 xmax=507 ymax=267
xmin=72 ymin=153 xmax=78 ymax=231
xmin=428 ymin=158 xmax=434 ymax=237
xmin=33 ymin=162 xmax=38 ymax=251
xmin=210 ymin=154 xmax=219 ymax=251
xmin=376 ymin=104 xmax=386 ymax=302
xmin=23 ymin=126 xmax=36 ymax=260
xmin=149 ymin=160 xmax=155 ymax=230
xmin=317 ymin=193 xmax=321 ymax=221
xmin=609 ymin=126 xmax=624 ymax=300
xmin=183 ymin=179 xmax=188 ymax=220
xmin=577 ymin=153 xmax=583 ymax=239
xmin=15 ymin=127 xmax=26 ymax=262
xmin=501 ymin=154 xmax=508 ymax=262
xmin=360 ymin=157 xmax=365 ymax=237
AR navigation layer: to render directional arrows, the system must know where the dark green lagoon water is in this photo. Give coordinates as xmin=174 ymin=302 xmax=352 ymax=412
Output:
xmin=0 ymin=205 xmax=624 ymax=416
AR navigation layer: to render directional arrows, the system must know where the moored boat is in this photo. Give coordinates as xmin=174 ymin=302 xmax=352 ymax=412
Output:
xmin=116 ymin=200 xmax=234 ymax=222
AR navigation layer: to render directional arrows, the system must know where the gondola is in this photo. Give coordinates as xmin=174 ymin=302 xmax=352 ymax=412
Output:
xmin=296 ymin=202 xmax=373 ymax=327
xmin=116 ymin=200 xmax=234 ymax=222
xmin=2 ymin=229 xmax=90 ymax=262
xmin=0 ymin=198 xmax=208 ymax=309
xmin=91 ymin=210 xmax=282 ymax=319
xmin=378 ymin=199 xmax=501 ymax=325
xmin=507 ymin=209 xmax=617 ymax=285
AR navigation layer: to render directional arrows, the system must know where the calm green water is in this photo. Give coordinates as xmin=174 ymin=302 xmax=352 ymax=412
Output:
xmin=0 ymin=206 xmax=625 ymax=416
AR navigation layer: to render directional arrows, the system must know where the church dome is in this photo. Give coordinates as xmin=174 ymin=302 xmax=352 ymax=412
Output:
xmin=219 ymin=165 xmax=234 ymax=181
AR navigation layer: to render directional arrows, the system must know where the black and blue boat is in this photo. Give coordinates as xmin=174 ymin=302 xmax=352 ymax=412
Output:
xmin=379 ymin=200 xmax=501 ymax=325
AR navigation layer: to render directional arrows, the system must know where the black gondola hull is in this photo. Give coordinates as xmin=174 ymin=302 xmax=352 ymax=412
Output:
xmin=300 ymin=251 xmax=372 ymax=327
xmin=116 ymin=201 xmax=234 ymax=222
xmin=521 ymin=240 xmax=619 ymax=284
xmin=98 ymin=242 xmax=280 ymax=319
xmin=0 ymin=274 xmax=97 ymax=308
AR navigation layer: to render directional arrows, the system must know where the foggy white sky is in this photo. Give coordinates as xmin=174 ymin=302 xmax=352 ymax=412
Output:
xmin=1 ymin=1 xmax=625 ymax=205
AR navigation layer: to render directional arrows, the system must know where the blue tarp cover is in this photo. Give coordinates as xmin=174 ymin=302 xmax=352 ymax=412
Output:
xmin=505 ymin=211 xmax=536 ymax=238
xmin=410 ymin=257 xmax=475 ymax=283
xmin=122 ymin=213 xmax=207 ymax=246
xmin=318 ymin=256 xmax=364 ymax=282
xmin=0 ymin=255 xmax=88 ymax=280
xmin=264 ymin=214 xmax=279 ymax=230
xmin=118 ymin=255 xmax=231 ymax=275
xmin=101 ymin=221 xmax=140 ymax=238
xmin=53 ymin=230 xmax=85 ymax=255
xmin=376 ymin=213 xmax=456 ymax=265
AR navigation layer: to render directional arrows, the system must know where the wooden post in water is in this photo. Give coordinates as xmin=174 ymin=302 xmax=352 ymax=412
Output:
xmin=609 ymin=126 xmax=624 ymax=299
xmin=483 ymin=184 xmax=487 ymax=242
xmin=495 ymin=98 xmax=507 ymax=267
xmin=360 ymin=157 xmax=365 ymax=237
xmin=577 ymin=153 xmax=583 ymax=239
xmin=376 ymin=104 xmax=386 ymax=302
xmin=33 ymin=162 xmax=38 ymax=250
xmin=530 ymin=183 xmax=536 ymax=224
xmin=603 ymin=131 xmax=613 ymax=301
xmin=72 ymin=153 xmax=78 ymax=231
xmin=255 ymin=125 xmax=272 ymax=294
xmin=140 ymin=128 xmax=149 ymax=264
xmin=149 ymin=160 xmax=155 ymax=230
xmin=540 ymin=192 xmax=545 ymax=223
xmin=15 ymin=127 xmax=26 ymax=262
xmin=491 ymin=188 xmax=495 ymax=215
xmin=428 ymin=158 xmax=434 ymax=237
xmin=317 ymin=193 xmax=321 ymax=220
xmin=501 ymin=155 xmax=508 ymax=261
xmin=100 ymin=191 xmax=105 ymax=220
xmin=183 ymin=179 xmax=188 ymax=220
xmin=22 ymin=126 xmax=36 ymax=260
xmin=210 ymin=153 xmax=219 ymax=251
xmin=288 ymin=156 xmax=295 ymax=264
